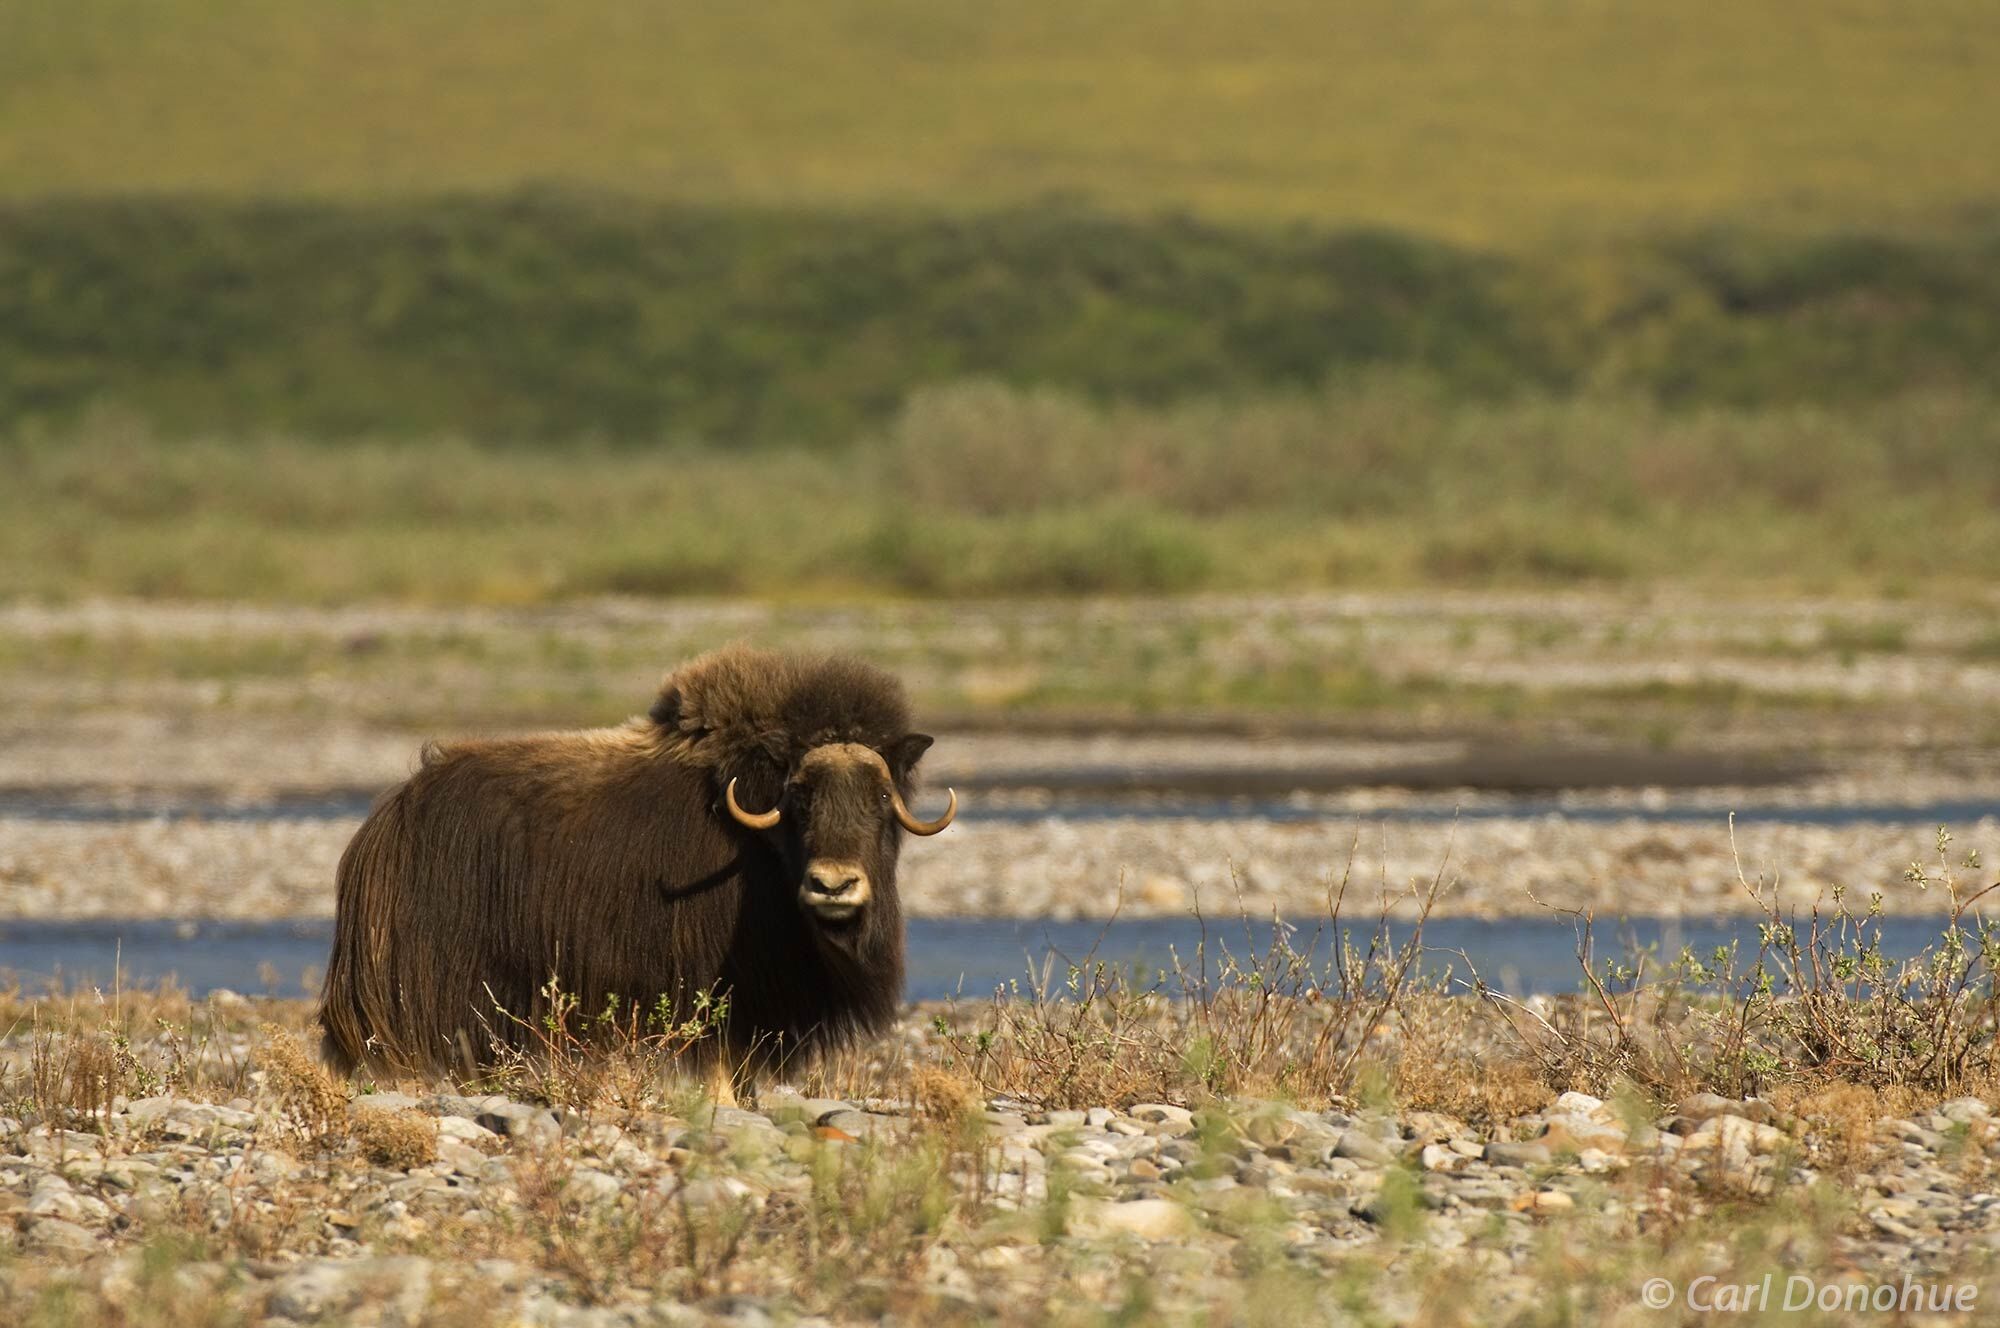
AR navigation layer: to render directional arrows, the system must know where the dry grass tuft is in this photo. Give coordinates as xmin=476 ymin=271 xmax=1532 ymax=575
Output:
xmin=1777 ymin=1081 xmax=1912 ymax=1173
xmin=909 ymin=1063 xmax=981 ymax=1125
xmin=25 ymin=1024 xmax=124 ymax=1129
xmin=1389 ymin=995 xmax=1554 ymax=1123
xmin=351 ymin=1106 xmax=438 ymax=1169
xmin=258 ymin=1023 xmax=347 ymax=1146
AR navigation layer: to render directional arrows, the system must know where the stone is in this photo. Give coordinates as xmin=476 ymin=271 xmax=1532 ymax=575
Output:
xmin=24 ymin=1216 xmax=97 ymax=1253
xmin=1245 ymin=1112 xmax=1310 ymax=1149
xmin=1358 ymin=1184 xmax=1444 ymax=1224
xmin=1577 ymin=1148 xmax=1625 ymax=1174
xmin=471 ymin=1259 xmax=536 ymax=1292
xmin=475 ymin=1102 xmax=562 ymax=1146
xmin=1939 ymin=1097 xmax=1993 ymax=1125
xmin=1128 ymin=1104 xmax=1195 ymax=1127
xmin=267 ymin=1260 xmax=362 ymax=1322
xmin=679 ymin=1177 xmax=765 ymax=1211
xmin=1135 ymin=1111 xmax=1197 ymax=1138
xmin=125 ymin=1096 xmax=202 ymax=1122
xmin=1333 ymin=1130 xmax=1396 ymax=1165
xmin=757 ymin=1092 xmax=854 ymax=1127
xmin=1420 ymin=1144 xmax=1463 ymax=1173
xmin=1057 ymin=1150 xmax=1115 ymax=1181
xmin=436 ymin=1116 xmax=498 ymax=1145
xmin=1073 ymin=1197 xmax=1198 ymax=1240
xmin=434 ymin=1140 xmax=488 ymax=1176
xmin=429 ymin=1094 xmax=505 ymax=1120
xmin=1886 ymin=1119 xmax=1946 ymax=1151
xmin=1551 ymin=1092 xmax=1606 ymax=1117
xmin=1483 ymin=1141 xmax=1552 ymax=1168
xmin=347 ymin=1091 xmax=423 ymax=1115
xmin=247 ymin=1150 xmax=299 ymax=1182
xmin=270 ymin=1256 xmax=434 ymax=1328
xmin=1450 ymin=1180 xmax=1521 ymax=1210
xmin=29 ymin=1180 xmax=110 ymax=1224
xmin=1684 ymin=1114 xmax=1784 ymax=1170
xmin=1534 ymin=1118 xmax=1627 ymax=1155
xmin=1510 ymin=1190 xmax=1575 ymax=1215
xmin=1869 ymin=1208 xmax=1925 ymax=1242
xmin=816 ymin=1109 xmax=873 ymax=1136
xmin=1677 ymin=1093 xmax=1779 ymax=1127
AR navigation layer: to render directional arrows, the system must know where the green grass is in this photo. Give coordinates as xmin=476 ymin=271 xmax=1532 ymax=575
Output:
xmin=7 ymin=381 xmax=2000 ymax=604
xmin=6 ymin=0 xmax=1998 ymax=245
xmin=5 ymin=196 xmax=1999 ymax=441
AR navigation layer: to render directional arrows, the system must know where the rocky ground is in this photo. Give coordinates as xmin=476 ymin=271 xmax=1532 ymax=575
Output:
xmin=4 ymin=1010 xmax=1999 ymax=1327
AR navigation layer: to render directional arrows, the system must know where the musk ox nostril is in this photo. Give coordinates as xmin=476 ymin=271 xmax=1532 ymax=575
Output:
xmin=809 ymin=870 xmax=861 ymax=898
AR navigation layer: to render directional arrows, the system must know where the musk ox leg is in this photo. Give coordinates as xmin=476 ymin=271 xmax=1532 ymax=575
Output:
xmin=318 ymin=1029 xmax=357 ymax=1078
xmin=321 ymin=795 xmax=402 ymax=1077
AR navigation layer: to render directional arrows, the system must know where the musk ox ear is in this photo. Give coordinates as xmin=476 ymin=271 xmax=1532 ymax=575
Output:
xmin=719 ymin=760 xmax=786 ymax=822
xmin=648 ymin=684 xmax=687 ymax=731
xmin=716 ymin=727 xmax=795 ymax=811
xmin=885 ymin=733 xmax=934 ymax=780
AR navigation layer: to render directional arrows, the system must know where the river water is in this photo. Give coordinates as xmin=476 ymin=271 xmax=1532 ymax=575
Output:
xmin=2 ymin=789 xmax=1990 ymax=1000
xmin=0 ymin=912 xmax=1971 ymax=1004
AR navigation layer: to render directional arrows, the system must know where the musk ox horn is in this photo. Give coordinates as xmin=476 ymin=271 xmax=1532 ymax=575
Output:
xmin=724 ymin=777 xmax=781 ymax=829
xmin=890 ymin=785 xmax=957 ymax=836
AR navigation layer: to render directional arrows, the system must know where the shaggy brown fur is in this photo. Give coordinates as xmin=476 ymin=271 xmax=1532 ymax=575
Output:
xmin=317 ymin=647 xmax=938 ymax=1082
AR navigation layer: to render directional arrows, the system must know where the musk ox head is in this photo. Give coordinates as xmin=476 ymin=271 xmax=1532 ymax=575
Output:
xmin=649 ymin=647 xmax=955 ymax=943
xmin=724 ymin=736 xmax=951 ymax=926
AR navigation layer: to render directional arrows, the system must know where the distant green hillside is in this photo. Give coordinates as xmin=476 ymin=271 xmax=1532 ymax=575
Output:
xmin=3 ymin=196 xmax=1997 ymax=442
xmin=8 ymin=383 xmax=2000 ymax=602
xmin=5 ymin=0 xmax=1997 ymax=243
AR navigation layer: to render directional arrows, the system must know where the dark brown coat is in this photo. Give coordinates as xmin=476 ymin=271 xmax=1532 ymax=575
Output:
xmin=316 ymin=647 xmax=943 ymax=1080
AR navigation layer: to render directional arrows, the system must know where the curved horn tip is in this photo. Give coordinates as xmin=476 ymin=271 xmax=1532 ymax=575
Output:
xmin=724 ymin=776 xmax=781 ymax=830
xmin=896 ymin=786 xmax=957 ymax=836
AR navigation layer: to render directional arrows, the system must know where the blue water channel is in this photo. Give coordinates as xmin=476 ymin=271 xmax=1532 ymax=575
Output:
xmin=4 ymin=787 xmax=1991 ymax=1000
xmin=0 ymin=913 xmax=1974 ymax=1004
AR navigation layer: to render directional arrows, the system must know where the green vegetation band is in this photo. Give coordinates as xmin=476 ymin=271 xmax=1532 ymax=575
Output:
xmin=6 ymin=194 xmax=1998 ymax=443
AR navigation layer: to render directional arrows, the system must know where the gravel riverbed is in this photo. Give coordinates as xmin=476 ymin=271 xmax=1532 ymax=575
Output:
xmin=4 ymin=1010 xmax=1997 ymax=1326
xmin=3 ymin=808 xmax=1996 ymax=922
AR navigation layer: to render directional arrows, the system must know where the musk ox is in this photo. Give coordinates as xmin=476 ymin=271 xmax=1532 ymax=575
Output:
xmin=316 ymin=646 xmax=955 ymax=1097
